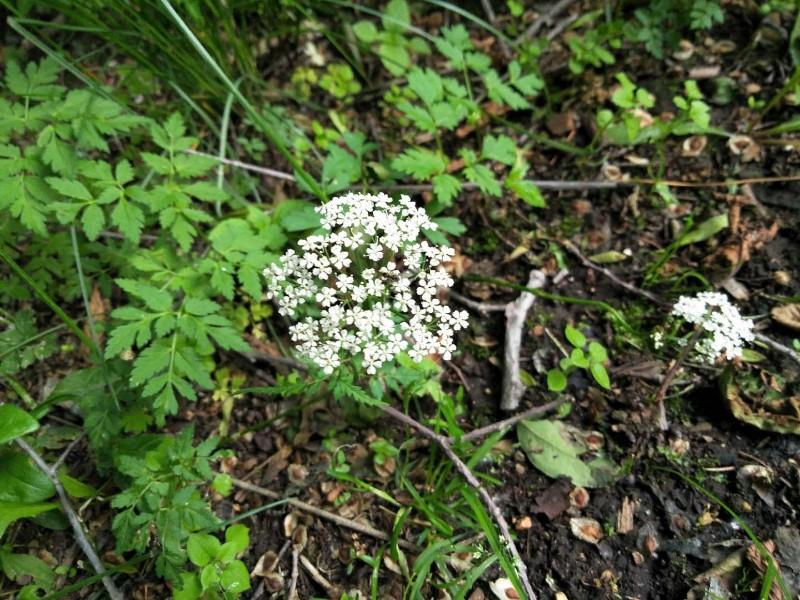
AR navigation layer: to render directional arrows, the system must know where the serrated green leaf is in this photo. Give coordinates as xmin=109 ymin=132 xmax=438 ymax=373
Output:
xmin=45 ymin=178 xmax=92 ymax=201
xmin=481 ymin=134 xmax=516 ymax=165
xmin=392 ymin=147 xmax=446 ymax=179
xmin=407 ymin=67 xmax=443 ymax=106
xmin=81 ymin=204 xmax=105 ymax=240
xmin=507 ymin=178 xmax=545 ymax=207
xmin=141 ymin=152 xmax=172 ymax=175
xmin=111 ymin=199 xmax=145 ymax=243
xmin=432 ymin=173 xmax=460 ymax=206
xmin=116 ymin=279 xmax=173 ymax=312
xmin=463 ymin=163 xmax=501 ymax=196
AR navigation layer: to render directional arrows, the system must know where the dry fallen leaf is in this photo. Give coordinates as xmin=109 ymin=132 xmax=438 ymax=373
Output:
xmin=570 ymin=517 xmax=603 ymax=544
xmin=617 ymin=497 xmax=635 ymax=534
xmin=728 ymin=135 xmax=760 ymax=162
xmin=489 ymin=578 xmax=520 ymax=600
xmin=771 ymin=304 xmax=800 ymax=331
xmin=682 ymin=135 xmax=707 ymax=157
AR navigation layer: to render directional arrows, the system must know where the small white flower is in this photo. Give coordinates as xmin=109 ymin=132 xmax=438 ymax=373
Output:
xmin=366 ymin=242 xmax=384 ymax=262
xmin=671 ymin=292 xmax=754 ymax=363
xmin=263 ymin=192 xmax=468 ymax=375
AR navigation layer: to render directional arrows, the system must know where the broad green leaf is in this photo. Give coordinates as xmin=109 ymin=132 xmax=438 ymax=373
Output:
xmin=280 ymin=204 xmax=321 ymax=232
xmin=587 ymin=341 xmax=608 ymax=362
xmin=187 ymin=533 xmax=221 ymax=567
xmin=220 ymin=559 xmax=251 ymax=594
xmin=353 ymin=21 xmax=379 ymax=43
xmin=676 ymin=214 xmax=729 ymax=247
xmin=564 ymin=324 xmax=586 ymax=349
xmin=0 ymin=405 xmax=39 ymax=445
xmin=172 ymin=573 xmax=202 ymax=600
xmin=590 ymin=362 xmax=611 ymax=390
xmin=57 ymin=470 xmax=98 ymax=499
xmin=379 ymin=42 xmax=410 ymax=76
xmin=588 ymin=250 xmax=627 ymax=264
xmin=382 ymin=0 xmax=410 ymax=31
xmin=517 ymin=419 xmax=619 ymax=487
xmin=546 ymin=369 xmax=567 ymax=392
xmin=224 ymin=524 xmax=249 ymax=554
xmin=0 ymin=502 xmax=58 ymax=539
xmin=0 ymin=450 xmax=54 ymax=502
xmin=0 ymin=549 xmax=55 ymax=586
xmin=116 ymin=279 xmax=173 ymax=312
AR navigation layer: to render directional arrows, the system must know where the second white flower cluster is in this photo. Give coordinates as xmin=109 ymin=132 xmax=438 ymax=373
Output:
xmin=264 ymin=192 xmax=469 ymax=375
xmin=671 ymin=291 xmax=754 ymax=363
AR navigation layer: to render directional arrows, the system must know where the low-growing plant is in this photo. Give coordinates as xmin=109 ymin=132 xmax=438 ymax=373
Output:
xmin=546 ymin=324 xmax=611 ymax=392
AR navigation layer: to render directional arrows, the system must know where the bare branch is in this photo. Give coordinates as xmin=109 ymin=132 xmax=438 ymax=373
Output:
xmin=16 ymin=439 xmax=124 ymax=600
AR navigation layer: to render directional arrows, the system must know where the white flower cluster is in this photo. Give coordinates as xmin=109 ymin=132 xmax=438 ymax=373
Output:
xmin=263 ymin=192 xmax=469 ymax=375
xmin=671 ymin=292 xmax=754 ymax=363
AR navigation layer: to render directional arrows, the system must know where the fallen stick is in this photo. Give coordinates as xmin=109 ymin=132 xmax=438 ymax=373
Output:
xmin=16 ymin=439 xmax=124 ymax=600
xmin=453 ymin=399 xmax=564 ymax=444
xmin=380 ymin=405 xmax=538 ymax=600
xmin=230 ymin=477 xmax=419 ymax=552
xmin=501 ymin=270 xmax=547 ymax=411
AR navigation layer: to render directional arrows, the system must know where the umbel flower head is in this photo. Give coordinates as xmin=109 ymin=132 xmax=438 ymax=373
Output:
xmin=263 ymin=192 xmax=469 ymax=375
xmin=671 ymin=291 xmax=754 ymax=363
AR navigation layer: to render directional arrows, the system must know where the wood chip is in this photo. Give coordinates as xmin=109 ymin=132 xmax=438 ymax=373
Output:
xmin=617 ymin=497 xmax=635 ymax=534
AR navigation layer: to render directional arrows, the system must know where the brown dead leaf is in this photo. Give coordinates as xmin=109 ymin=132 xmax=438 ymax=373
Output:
xmin=771 ymin=304 xmax=800 ymax=331
xmin=746 ymin=541 xmax=783 ymax=600
xmin=617 ymin=497 xmax=635 ymax=534
xmin=682 ymin=135 xmax=707 ymax=157
xmin=570 ymin=517 xmax=603 ymax=544
xmin=546 ymin=111 xmax=577 ymax=137
xmin=728 ymin=135 xmax=761 ymax=162
xmin=532 ymin=479 xmax=571 ymax=520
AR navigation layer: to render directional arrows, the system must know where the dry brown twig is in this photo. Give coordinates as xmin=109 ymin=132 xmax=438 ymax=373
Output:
xmin=230 ymin=477 xmax=420 ymax=552
xmin=380 ymin=405 xmax=538 ymax=600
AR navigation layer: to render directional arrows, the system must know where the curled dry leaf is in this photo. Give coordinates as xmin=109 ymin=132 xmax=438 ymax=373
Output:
xmin=570 ymin=517 xmax=604 ymax=544
xmin=489 ymin=578 xmax=520 ymax=600
xmin=251 ymin=550 xmax=280 ymax=577
xmin=569 ymin=486 xmax=590 ymax=510
xmin=287 ymin=463 xmax=308 ymax=485
xmin=682 ymin=135 xmax=707 ymax=157
xmin=771 ymin=303 xmax=800 ymax=331
xmin=727 ymin=135 xmax=760 ymax=162
xmin=630 ymin=109 xmax=654 ymax=128
xmin=601 ymin=163 xmax=626 ymax=182
xmin=674 ymin=40 xmax=695 ymax=60
xmin=283 ymin=512 xmax=298 ymax=538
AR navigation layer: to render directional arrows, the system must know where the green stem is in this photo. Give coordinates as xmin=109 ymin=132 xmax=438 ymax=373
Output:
xmin=0 ymin=245 xmax=94 ymax=351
